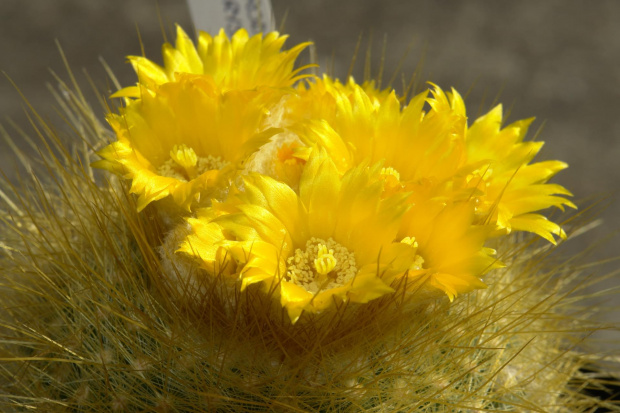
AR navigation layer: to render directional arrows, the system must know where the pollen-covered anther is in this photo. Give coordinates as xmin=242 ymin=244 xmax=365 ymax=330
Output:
xmin=286 ymin=237 xmax=358 ymax=293
xmin=411 ymin=255 xmax=425 ymax=271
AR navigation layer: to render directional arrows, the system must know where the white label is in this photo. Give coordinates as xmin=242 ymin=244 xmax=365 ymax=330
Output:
xmin=186 ymin=0 xmax=274 ymax=36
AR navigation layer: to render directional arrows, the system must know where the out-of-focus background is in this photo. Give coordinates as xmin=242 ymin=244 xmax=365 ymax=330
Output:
xmin=0 ymin=1 xmax=618 ymax=348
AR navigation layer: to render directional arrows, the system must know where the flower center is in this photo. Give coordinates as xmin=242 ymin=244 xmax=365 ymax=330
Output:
xmin=274 ymin=142 xmax=307 ymax=188
xmin=381 ymin=166 xmax=400 ymax=182
xmin=157 ymin=144 xmax=228 ymax=181
xmin=286 ymin=237 xmax=358 ymax=294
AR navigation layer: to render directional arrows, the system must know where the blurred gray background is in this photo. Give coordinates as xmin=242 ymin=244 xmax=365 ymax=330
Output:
xmin=0 ymin=1 xmax=618 ymax=349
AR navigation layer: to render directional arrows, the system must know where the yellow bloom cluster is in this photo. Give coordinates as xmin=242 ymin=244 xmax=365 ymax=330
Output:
xmin=95 ymin=26 xmax=574 ymax=323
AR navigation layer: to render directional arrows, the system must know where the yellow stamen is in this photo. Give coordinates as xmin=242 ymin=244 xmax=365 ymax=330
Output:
xmin=286 ymin=237 xmax=357 ymax=294
xmin=170 ymin=144 xmax=198 ymax=179
xmin=401 ymin=236 xmax=418 ymax=248
xmin=401 ymin=237 xmax=425 ymax=270
xmin=411 ymin=255 xmax=425 ymax=271
xmin=314 ymin=244 xmax=336 ymax=276
xmin=380 ymin=167 xmax=403 ymax=194
xmin=381 ymin=167 xmax=400 ymax=182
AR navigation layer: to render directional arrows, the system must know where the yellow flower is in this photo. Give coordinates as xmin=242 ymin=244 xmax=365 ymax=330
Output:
xmin=94 ymin=74 xmax=282 ymax=211
xmin=464 ymin=105 xmax=576 ymax=243
xmin=180 ymin=149 xmax=416 ymax=323
xmin=397 ymin=200 xmax=500 ymax=300
xmin=287 ymin=78 xmax=467 ymax=195
xmin=94 ymin=26 xmax=312 ymax=212
xmin=286 ymin=77 xmax=573 ymax=243
xmin=114 ymin=25 xmax=312 ymax=98
xmin=180 ymin=148 xmax=499 ymax=320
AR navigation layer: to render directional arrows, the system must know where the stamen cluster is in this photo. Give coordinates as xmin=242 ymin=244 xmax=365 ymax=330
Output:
xmin=158 ymin=145 xmax=228 ymax=182
xmin=287 ymin=237 xmax=358 ymax=293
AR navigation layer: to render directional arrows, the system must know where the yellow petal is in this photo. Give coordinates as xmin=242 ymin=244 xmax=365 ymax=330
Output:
xmin=299 ymin=148 xmax=341 ymax=239
xmin=279 ymin=281 xmax=313 ymax=323
xmin=127 ymin=56 xmax=169 ymax=89
xmin=509 ymin=213 xmax=567 ymax=244
xmin=347 ymin=267 xmax=395 ymax=303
